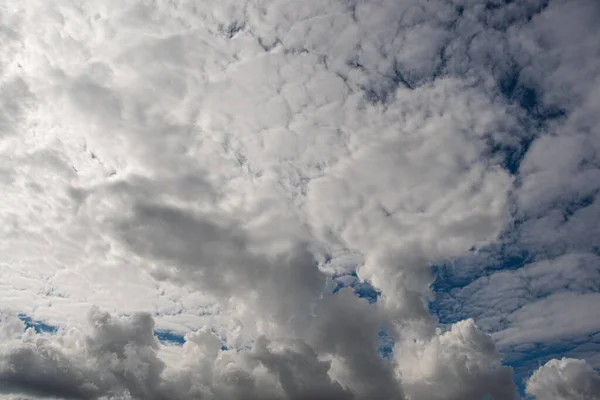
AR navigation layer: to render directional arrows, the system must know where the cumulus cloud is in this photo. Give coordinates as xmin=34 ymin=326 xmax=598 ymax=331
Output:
xmin=395 ymin=319 xmax=516 ymax=400
xmin=0 ymin=0 xmax=599 ymax=398
xmin=0 ymin=308 xmax=164 ymax=399
xmin=0 ymin=306 xmax=517 ymax=400
xmin=526 ymin=358 xmax=600 ymax=400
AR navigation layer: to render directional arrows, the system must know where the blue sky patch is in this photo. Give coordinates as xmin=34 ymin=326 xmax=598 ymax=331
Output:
xmin=332 ymin=271 xmax=381 ymax=304
xmin=154 ymin=330 xmax=186 ymax=345
xmin=18 ymin=314 xmax=58 ymax=334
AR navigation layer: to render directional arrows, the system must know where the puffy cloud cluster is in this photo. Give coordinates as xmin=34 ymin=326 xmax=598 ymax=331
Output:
xmin=0 ymin=0 xmax=598 ymax=398
xmin=526 ymin=358 xmax=600 ymax=400
xmin=395 ymin=319 xmax=516 ymax=400
xmin=0 ymin=309 xmax=163 ymax=399
xmin=0 ymin=306 xmax=512 ymax=400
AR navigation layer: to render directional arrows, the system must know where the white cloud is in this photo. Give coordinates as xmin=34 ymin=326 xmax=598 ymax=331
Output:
xmin=1 ymin=0 xmax=517 ymax=329
xmin=526 ymin=358 xmax=600 ymax=400
xmin=0 ymin=0 xmax=598 ymax=398
xmin=395 ymin=319 xmax=516 ymax=400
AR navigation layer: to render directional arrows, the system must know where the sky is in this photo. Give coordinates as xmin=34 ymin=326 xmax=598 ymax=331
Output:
xmin=0 ymin=0 xmax=599 ymax=399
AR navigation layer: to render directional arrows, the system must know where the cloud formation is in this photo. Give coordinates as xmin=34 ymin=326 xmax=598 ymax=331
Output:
xmin=526 ymin=358 xmax=600 ymax=400
xmin=0 ymin=0 xmax=598 ymax=398
xmin=1 ymin=307 xmax=515 ymax=400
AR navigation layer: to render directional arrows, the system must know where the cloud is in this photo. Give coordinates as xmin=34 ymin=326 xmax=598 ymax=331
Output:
xmin=0 ymin=308 xmax=164 ymax=400
xmin=526 ymin=358 xmax=600 ymax=400
xmin=396 ymin=319 xmax=516 ymax=400
xmin=0 ymin=0 xmax=599 ymax=398
xmin=0 ymin=306 xmax=518 ymax=400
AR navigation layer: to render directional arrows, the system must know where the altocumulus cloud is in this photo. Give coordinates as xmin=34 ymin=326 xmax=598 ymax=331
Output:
xmin=0 ymin=0 xmax=598 ymax=399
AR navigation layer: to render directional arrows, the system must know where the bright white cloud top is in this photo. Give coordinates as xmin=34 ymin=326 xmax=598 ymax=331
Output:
xmin=0 ymin=0 xmax=598 ymax=399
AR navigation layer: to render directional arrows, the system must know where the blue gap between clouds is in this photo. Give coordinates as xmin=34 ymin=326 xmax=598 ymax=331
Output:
xmin=154 ymin=330 xmax=186 ymax=345
xmin=154 ymin=329 xmax=228 ymax=351
xmin=332 ymin=270 xmax=380 ymax=304
xmin=15 ymin=314 xmax=228 ymax=348
xmin=488 ymin=69 xmax=565 ymax=176
xmin=429 ymin=246 xmax=534 ymax=325
xmin=18 ymin=314 xmax=58 ymax=334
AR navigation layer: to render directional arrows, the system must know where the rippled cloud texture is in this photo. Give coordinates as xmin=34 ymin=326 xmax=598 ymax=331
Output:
xmin=0 ymin=0 xmax=599 ymax=399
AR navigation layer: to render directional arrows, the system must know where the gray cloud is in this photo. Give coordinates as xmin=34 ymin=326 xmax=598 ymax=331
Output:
xmin=0 ymin=308 xmax=360 ymax=399
xmin=0 ymin=306 xmax=516 ymax=400
xmin=0 ymin=309 xmax=164 ymax=400
xmin=1 ymin=0 xmax=599 ymax=399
